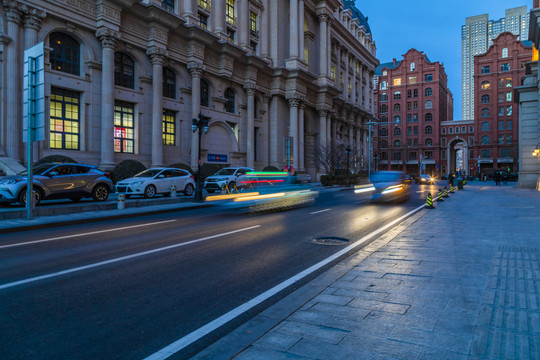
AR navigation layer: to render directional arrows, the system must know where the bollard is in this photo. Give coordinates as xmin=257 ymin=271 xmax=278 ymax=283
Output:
xmin=443 ymin=186 xmax=449 ymax=198
xmin=171 ymin=184 xmax=177 ymax=198
xmin=117 ymin=193 xmax=125 ymax=210
xmin=425 ymin=193 xmax=435 ymax=209
xmin=450 ymin=185 xmax=454 ymax=193
xmin=436 ymin=188 xmax=444 ymax=201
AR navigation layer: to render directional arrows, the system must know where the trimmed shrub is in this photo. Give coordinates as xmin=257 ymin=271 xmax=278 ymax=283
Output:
xmin=35 ymin=154 xmax=77 ymax=166
xmin=197 ymin=163 xmax=220 ymax=182
xmin=111 ymin=160 xmax=146 ymax=183
xmin=320 ymin=175 xmax=331 ymax=186
xmin=167 ymin=162 xmax=194 ymax=174
xmin=262 ymin=165 xmax=280 ymax=172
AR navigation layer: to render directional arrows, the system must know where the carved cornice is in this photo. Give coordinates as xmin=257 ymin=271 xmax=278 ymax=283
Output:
xmin=187 ymin=61 xmax=205 ymax=77
xmin=316 ymin=8 xmax=330 ymax=23
xmin=3 ymin=0 xmax=23 ymax=24
xmin=22 ymin=6 xmax=46 ymax=30
xmin=147 ymin=47 xmax=168 ymax=66
xmin=96 ymin=27 xmax=120 ymax=49
xmin=244 ymin=83 xmax=257 ymax=96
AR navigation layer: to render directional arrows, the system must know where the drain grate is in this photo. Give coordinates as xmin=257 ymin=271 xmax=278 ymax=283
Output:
xmin=312 ymin=237 xmax=350 ymax=246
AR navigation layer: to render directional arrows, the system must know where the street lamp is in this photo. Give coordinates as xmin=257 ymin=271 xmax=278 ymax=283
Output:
xmin=192 ymin=113 xmax=210 ymax=202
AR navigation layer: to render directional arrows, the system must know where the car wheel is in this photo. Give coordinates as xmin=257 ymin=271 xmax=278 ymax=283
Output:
xmin=18 ymin=188 xmax=41 ymax=207
xmin=92 ymin=184 xmax=109 ymax=201
xmin=184 ymin=183 xmax=194 ymax=196
xmin=144 ymin=185 xmax=156 ymax=198
xmin=70 ymin=197 xmax=82 ymax=202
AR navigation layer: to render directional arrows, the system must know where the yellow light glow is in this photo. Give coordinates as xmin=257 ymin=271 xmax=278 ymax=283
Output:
xmin=205 ymin=192 xmax=259 ymax=201
xmin=233 ymin=192 xmax=286 ymax=202
xmin=533 ymin=46 xmax=539 ymax=62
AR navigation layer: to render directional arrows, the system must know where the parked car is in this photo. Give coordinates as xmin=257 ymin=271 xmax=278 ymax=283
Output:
xmin=115 ymin=168 xmax=195 ymax=198
xmin=0 ymin=163 xmax=112 ymax=206
xmin=416 ymin=174 xmax=435 ymax=184
xmin=204 ymin=167 xmax=254 ymax=193
xmin=355 ymin=171 xmax=411 ymax=203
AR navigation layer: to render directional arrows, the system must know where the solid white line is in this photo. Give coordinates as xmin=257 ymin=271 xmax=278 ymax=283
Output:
xmin=0 ymin=225 xmax=261 ymax=290
xmin=144 ymin=204 xmax=426 ymax=360
xmin=0 ymin=220 xmax=178 ymax=250
xmin=309 ymin=209 xmax=331 ymax=215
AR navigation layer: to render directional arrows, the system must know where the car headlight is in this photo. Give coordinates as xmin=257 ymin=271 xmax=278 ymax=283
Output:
xmin=0 ymin=179 xmax=22 ymax=185
xmin=130 ymin=180 xmax=145 ymax=186
xmin=381 ymin=184 xmax=404 ymax=194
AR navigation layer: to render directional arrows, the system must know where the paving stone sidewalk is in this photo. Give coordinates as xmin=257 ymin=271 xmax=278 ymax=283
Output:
xmin=230 ymin=184 xmax=540 ymax=360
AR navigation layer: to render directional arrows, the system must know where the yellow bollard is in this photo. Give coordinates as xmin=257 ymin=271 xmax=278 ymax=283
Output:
xmin=171 ymin=184 xmax=177 ymax=198
xmin=425 ymin=193 xmax=435 ymax=209
xmin=117 ymin=193 xmax=125 ymax=210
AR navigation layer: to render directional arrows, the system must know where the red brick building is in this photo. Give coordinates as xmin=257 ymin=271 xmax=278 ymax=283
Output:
xmin=373 ymin=49 xmax=453 ymax=176
xmin=472 ymin=32 xmax=531 ymax=177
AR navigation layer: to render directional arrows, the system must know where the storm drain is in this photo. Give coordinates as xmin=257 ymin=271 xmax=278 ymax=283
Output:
xmin=312 ymin=237 xmax=350 ymax=246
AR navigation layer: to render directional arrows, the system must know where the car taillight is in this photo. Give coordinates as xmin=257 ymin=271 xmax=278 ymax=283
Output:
xmin=190 ymin=175 xmax=195 ymax=180
xmin=104 ymin=172 xmax=112 ymax=179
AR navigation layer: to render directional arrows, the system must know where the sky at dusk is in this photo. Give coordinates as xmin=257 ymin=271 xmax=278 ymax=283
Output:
xmin=354 ymin=0 xmax=531 ymax=120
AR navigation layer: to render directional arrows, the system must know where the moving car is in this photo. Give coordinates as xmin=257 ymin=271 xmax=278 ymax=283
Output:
xmin=355 ymin=171 xmax=411 ymax=203
xmin=416 ymin=174 xmax=435 ymax=184
xmin=0 ymin=163 xmax=112 ymax=206
xmin=204 ymin=167 xmax=254 ymax=193
xmin=115 ymin=168 xmax=195 ymax=198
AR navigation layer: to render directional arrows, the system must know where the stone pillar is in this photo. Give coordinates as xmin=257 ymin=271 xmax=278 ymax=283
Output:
xmin=5 ymin=2 xmax=22 ymax=161
xmin=96 ymin=27 xmax=119 ymax=169
xmin=263 ymin=94 xmax=271 ymax=164
xmin=318 ymin=108 xmax=328 ymax=149
xmin=213 ymin=0 xmax=226 ymax=38
xmin=289 ymin=0 xmax=298 ymax=59
xmin=348 ymin=123 xmax=354 ymax=148
xmin=287 ymin=96 xmax=300 ymax=170
xmin=298 ymin=0 xmax=304 ymax=61
xmin=351 ymin=62 xmax=357 ymax=104
xmin=326 ymin=114 xmax=332 ymax=150
xmin=336 ymin=46 xmax=341 ymax=88
xmin=183 ymin=0 xmax=193 ymax=19
xmin=316 ymin=9 xmax=329 ymax=77
xmin=245 ymin=83 xmax=256 ymax=168
xmin=270 ymin=0 xmax=278 ymax=66
xmin=269 ymin=95 xmax=278 ymax=166
xmin=188 ymin=62 xmax=204 ymax=169
xmin=148 ymin=47 xmax=166 ymax=167
xmin=298 ymin=102 xmax=305 ymax=170
xmin=23 ymin=7 xmax=46 ymax=163
xmin=358 ymin=65 xmax=364 ymax=107
xmin=260 ymin=0 xmax=269 ymax=58
xmin=344 ymin=51 xmax=349 ymax=99
xmin=239 ymin=0 xmax=249 ymax=49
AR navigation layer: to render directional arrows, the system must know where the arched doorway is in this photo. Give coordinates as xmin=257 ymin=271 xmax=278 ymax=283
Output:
xmin=446 ymin=137 xmax=469 ymax=177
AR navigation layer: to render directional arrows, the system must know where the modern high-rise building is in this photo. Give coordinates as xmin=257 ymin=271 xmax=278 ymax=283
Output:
xmin=461 ymin=6 xmax=529 ymax=120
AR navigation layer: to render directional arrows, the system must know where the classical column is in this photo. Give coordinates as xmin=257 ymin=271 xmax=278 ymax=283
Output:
xmin=298 ymin=0 xmax=304 ymax=61
xmin=344 ymin=51 xmax=349 ymax=99
xmin=287 ymin=96 xmax=300 ymax=170
xmin=263 ymin=94 xmax=271 ymax=164
xmin=183 ymin=0 xmax=193 ymax=18
xmin=239 ymin=0 xmax=249 ymax=49
xmin=96 ymin=28 xmax=119 ymax=169
xmin=269 ymin=95 xmax=278 ymax=166
xmin=316 ymin=9 xmax=329 ymax=77
xmin=298 ymin=102 xmax=305 ymax=170
xmin=5 ymin=2 xmax=22 ymax=161
xmin=351 ymin=62 xmax=357 ymax=104
xmin=289 ymin=0 xmax=299 ymax=59
xmin=348 ymin=123 xmax=354 ymax=148
xmin=270 ymin=0 xmax=278 ymax=66
xmin=260 ymin=0 xmax=269 ymax=58
xmin=245 ymin=83 xmax=256 ymax=168
xmin=187 ymin=62 xmax=204 ymax=169
xmin=318 ymin=108 xmax=328 ymax=149
xmin=213 ymin=0 xmax=225 ymax=37
xmin=147 ymin=47 xmax=166 ymax=167
xmin=326 ymin=114 xmax=332 ymax=150
xmin=358 ymin=64 xmax=364 ymax=107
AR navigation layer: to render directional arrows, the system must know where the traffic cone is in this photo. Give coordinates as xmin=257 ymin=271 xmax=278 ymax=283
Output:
xmin=443 ymin=186 xmax=449 ymax=198
xmin=425 ymin=193 xmax=435 ymax=209
xmin=436 ymin=188 xmax=444 ymax=201
xmin=450 ymin=185 xmax=455 ymax=193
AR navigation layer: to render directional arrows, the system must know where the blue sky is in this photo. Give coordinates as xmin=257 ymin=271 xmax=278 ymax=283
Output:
xmin=354 ymin=0 xmax=531 ymax=120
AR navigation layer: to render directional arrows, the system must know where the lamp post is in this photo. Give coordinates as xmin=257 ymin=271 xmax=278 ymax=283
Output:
xmin=192 ymin=113 xmax=210 ymax=202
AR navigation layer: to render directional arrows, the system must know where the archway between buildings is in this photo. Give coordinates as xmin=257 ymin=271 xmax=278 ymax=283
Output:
xmin=446 ymin=137 xmax=469 ymax=177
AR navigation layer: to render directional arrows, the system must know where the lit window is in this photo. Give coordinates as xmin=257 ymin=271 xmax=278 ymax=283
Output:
xmin=114 ymin=101 xmax=135 ymax=153
xmin=226 ymin=0 xmax=236 ymax=25
xmin=49 ymin=88 xmax=80 ymax=150
xmin=250 ymin=11 xmax=258 ymax=37
xmin=393 ymin=78 xmax=401 ymax=86
xmin=163 ymin=110 xmax=176 ymax=146
xmin=481 ymin=81 xmax=490 ymax=90
xmin=227 ymin=28 xmax=235 ymax=43
xmin=408 ymin=76 xmax=417 ymax=84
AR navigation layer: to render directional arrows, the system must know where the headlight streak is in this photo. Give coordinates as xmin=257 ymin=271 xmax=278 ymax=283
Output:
xmin=354 ymin=184 xmax=375 ymax=194
xmin=233 ymin=192 xmax=286 ymax=202
xmin=205 ymin=192 xmax=260 ymax=201
xmin=381 ymin=184 xmax=404 ymax=194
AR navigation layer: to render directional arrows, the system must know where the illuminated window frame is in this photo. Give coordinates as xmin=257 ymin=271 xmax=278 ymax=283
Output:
xmin=49 ymin=87 xmax=80 ymax=150
xmin=114 ymin=100 xmax=135 ymax=153
xmin=163 ymin=109 xmax=176 ymax=146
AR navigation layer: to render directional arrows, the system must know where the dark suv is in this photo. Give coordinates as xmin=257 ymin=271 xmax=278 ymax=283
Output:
xmin=0 ymin=163 xmax=113 ymax=206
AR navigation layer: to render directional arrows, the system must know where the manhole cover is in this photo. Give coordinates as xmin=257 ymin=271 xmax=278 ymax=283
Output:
xmin=312 ymin=237 xmax=350 ymax=246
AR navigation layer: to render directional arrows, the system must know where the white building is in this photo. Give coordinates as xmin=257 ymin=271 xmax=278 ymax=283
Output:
xmin=0 ymin=0 xmax=378 ymax=179
xmin=462 ymin=6 xmax=529 ymax=121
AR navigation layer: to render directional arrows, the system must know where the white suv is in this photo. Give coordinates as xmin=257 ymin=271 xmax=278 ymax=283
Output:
xmin=204 ymin=167 xmax=254 ymax=193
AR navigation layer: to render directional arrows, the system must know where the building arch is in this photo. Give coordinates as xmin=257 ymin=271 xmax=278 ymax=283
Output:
xmin=445 ymin=137 xmax=469 ymax=177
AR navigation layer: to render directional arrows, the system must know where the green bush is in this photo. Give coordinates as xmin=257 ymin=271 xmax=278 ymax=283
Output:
xmin=111 ymin=160 xmax=146 ymax=183
xmin=35 ymin=154 xmax=77 ymax=166
xmin=262 ymin=165 xmax=280 ymax=172
xmin=197 ymin=163 xmax=220 ymax=182
xmin=167 ymin=162 xmax=193 ymax=174
xmin=320 ymin=175 xmax=331 ymax=186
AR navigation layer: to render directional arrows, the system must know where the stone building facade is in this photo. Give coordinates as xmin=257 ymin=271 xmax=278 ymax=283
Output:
xmin=373 ymin=49 xmax=453 ymax=177
xmin=0 ymin=0 xmax=378 ymax=178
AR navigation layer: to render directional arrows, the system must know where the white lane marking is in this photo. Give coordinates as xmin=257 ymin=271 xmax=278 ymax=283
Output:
xmin=0 ymin=220 xmax=178 ymax=250
xmin=144 ymin=204 xmax=426 ymax=360
xmin=309 ymin=209 xmax=331 ymax=215
xmin=0 ymin=225 xmax=261 ymax=290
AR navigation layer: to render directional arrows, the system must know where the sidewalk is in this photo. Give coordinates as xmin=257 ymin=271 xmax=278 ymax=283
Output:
xmin=196 ymin=182 xmax=540 ymax=360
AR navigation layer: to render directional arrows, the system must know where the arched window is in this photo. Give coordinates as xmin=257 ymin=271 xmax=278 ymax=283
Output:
xmin=224 ymin=88 xmax=235 ymax=113
xmin=481 ymin=135 xmax=490 ymax=144
xmin=393 ymin=103 xmax=401 ymax=111
xmin=481 ymin=94 xmax=490 ymax=104
xmin=455 ymin=127 xmax=460 ymax=133
xmin=481 ymin=122 xmax=490 ymax=131
xmin=442 ymin=127 xmax=446 ymax=134
xmin=394 ymin=127 xmax=401 ymax=136
xmin=394 ymin=140 xmax=400 ymax=147
xmin=380 ymin=93 xmax=388 ymax=101
xmin=425 ymin=113 xmax=432 ymax=122
xmin=393 ymin=92 xmax=401 ymax=100
xmin=201 ymin=79 xmax=209 ymax=107
xmin=114 ymin=52 xmax=135 ymax=88
xmin=380 ymin=140 xmax=388 ymax=148
xmin=425 ymin=125 xmax=432 ymax=134
xmin=425 ymin=87 xmax=432 ymax=96
xmin=380 ymin=81 xmax=388 ymax=90
xmin=380 ymin=116 xmax=388 ymax=123
xmin=425 ymin=100 xmax=432 ymax=109
xmin=425 ymin=138 xmax=433 ymax=146
xmin=481 ymin=81 xmax=490 ymax=90
xmin=469 ymin=126 xmax=474 ymax=132
xmin=410 ymin=62 xmax=415 ymax=71
xmin=50 ymin=32 xmax=80 ymax=75
xmin=163 ymin=67 xmax=176 ymax=99
xmin=481 ymin=108 xmax=490 ymax=117
xmin=380 ymin=104 xmax=388 ymax=113
xmin=502 ymin=47 xmax=508 ymax=58
xmin=380 ymin=128 xmax=388 ymax=136
xmin=393 ymin=115 xmax=401 ymax=124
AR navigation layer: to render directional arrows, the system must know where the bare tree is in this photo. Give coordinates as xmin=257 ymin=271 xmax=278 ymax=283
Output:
xmin=313 ymin=144 xmax=360 ymax=176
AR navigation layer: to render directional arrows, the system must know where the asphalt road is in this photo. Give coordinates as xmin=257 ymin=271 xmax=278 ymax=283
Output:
xmin=0 ymin=184 xmax=440 ymax=359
